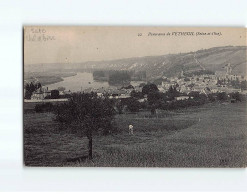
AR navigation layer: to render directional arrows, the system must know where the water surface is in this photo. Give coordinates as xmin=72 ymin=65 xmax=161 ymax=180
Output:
xmin=45 ymin=72 xmax=145 ymax=92
xmin=45 ymin=72 xmax=109 ymax=92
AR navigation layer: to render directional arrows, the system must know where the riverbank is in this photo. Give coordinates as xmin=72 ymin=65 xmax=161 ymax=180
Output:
xmin=24 ymin=71 xmax=77 ymax=86
xmin=25 ymin=71 xmax=146 ymax=92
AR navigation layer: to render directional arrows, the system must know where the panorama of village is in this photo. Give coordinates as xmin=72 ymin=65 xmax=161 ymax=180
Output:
xmin=24 ymin=45 xmax=247 ymax=167
xmin=25 ymin=63 xmax=247 ymax=102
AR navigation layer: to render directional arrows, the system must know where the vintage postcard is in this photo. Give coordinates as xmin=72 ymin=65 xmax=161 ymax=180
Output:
xmin=24 ymin=26 xmax=247 ymax=167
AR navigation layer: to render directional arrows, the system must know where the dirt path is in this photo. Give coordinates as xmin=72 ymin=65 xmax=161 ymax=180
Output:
xmin=194 ymin=52 xmax=206 ymax=70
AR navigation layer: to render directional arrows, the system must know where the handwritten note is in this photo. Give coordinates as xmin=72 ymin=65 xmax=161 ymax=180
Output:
xmin=25 ymin=28 xmax=55 ymax=42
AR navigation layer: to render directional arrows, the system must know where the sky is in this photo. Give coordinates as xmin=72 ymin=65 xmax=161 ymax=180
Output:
xmin=24 ymin=26 xmax=246 ymax=65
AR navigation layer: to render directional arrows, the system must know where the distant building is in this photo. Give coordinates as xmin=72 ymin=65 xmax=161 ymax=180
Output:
xmin=138 ymin=98 xmax=147 ymax=103
xmin=31 ymin=87 xmax=51 ymax=100
xmin=31 ymin=91 xmax=44 ymax=100
xmin=175 ymin=96 xmax=190 ymax=101
xmin=158 ymin=85 xmax=165 ymax=92
xmin=215 ymin=71 xmax=227 ymax=80
xmin=97 ymin=92 xmax=104 ymax=97
xmin=225 ymin=63 xmax=232 ymax=75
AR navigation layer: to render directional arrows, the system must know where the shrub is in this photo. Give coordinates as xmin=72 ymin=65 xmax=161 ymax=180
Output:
xmin=217 ymin=92 xmax=227 ymax=101
xmin=126 ymin=98 xmax=141 ymax=112
xmin=34 ymin=103 xmax=54 ymax=113
xmin=51 ymin=90 xmax=59 ymax=99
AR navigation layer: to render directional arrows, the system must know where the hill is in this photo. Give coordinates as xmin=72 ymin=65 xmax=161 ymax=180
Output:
xmin=25 ymin=46 xmax=247 ymax=79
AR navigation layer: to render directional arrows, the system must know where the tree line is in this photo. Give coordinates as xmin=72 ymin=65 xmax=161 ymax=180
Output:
xmin=93 ymin=70 xmax=147 ymax=84
xmin=114 ymin=83 xmax=245 ymax=114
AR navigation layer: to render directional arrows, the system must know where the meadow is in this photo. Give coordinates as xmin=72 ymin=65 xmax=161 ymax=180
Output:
xmin=23 ymin=102 xmax=247 ymax=167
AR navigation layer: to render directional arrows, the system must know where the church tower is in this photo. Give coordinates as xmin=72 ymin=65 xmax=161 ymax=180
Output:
xmin=181 ymin=70 xmax=184 ymax=77
xmin=226 ymin=63 xmax=232 ymax=75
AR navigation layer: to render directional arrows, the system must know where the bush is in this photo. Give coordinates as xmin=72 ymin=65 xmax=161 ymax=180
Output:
xmin=208 ymin=94 xmax=216 ymax=102
xmin=147 ymin=91 xmax=163 ymax=105
xmin=230 ymin=92 xmax=242 ymax=102
xmin=188 ymin=91 xmax=200 ymax=99
xmin=24 ymin=82 xmax=42 ymax=99
xmin=159 ymin=98 xmax=206 ymax=111
xmin=217 ymin=92 xmax=227 ymax=101
xmin=51 ymin=90 xmax=59 ymax=99
xmin=130 ymin=90 xmax=144 ymax=99
xmin=165 ymin=86 xmax=180 ymax=100
xmin=34 ymin=103 xmax=54 ymax=113
xmin=53 ymin=92 xmax=116 ymax=159
xmin=115 ymin=100 xmax=124 ymax=114
xmin=126 ymin=98 xmax=141 ymax=112
xmin=142 ymin=83 xmax=159 ymax=95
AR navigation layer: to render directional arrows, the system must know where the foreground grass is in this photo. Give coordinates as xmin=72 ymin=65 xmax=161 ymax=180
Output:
xmin=24 ymin=102 xmax=247 ymax=167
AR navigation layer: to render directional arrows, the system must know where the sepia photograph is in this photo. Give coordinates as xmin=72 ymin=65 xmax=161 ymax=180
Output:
xmin=23 ymin=26 xmax=247 ymax=167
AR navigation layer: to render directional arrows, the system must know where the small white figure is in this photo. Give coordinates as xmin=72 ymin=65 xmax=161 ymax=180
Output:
xmin=129 ymin=124 xmax=134 ymax=135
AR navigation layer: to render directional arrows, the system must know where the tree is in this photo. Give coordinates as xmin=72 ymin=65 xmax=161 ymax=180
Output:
xmin=51 ymin=90 xmax=59 ymax=99
xmin=34 ymin=102 xmax=54 ymax=113
xmin=24 ymin=82 xmax=42 ymax=99
xmin=142 ymin=83 xmax=159 ymax=95
xmin=188 ymin=91 xmax=200 ymax=100
xmin=166 ymin=86 xmax=180 ymax=100
xmin=93 ymin=70 xmax=105 ymax=78
xmin=146 ymin=91 xmax=166 ymax=115
xmin=217 ymin=92 xmax=227 ymax=101
xmin=241 ymin=80 xmax=247 ymax=90
xmin=230 ymin=92 xmax=242 ymax=102
xmin=130 ymin=90 xmax=144 ymax=99
xmin=115 ymin=100 xmax=124 ymax=114
xmin=108 ymin=71 xmax=131 ymax=85
xmin=147 ymin=91 xmax=163 ymax=105
xmin=150 ymin=104 xmax=156 ymax=115
xmin=208 ymin=94 xmax=216 ymax=102
xmin=53 ymin=92 xmax=115 ymax=159
xmin=125 ymin=97 xmax=141 ymax=112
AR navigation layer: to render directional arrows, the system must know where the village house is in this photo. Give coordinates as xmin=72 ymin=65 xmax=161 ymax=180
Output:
xmin=157 ymin=85 xmax=165 ymax=92
xmin=138 ymin=98 xmax=147 ymax=103
xmin=175 ymin=96 xmax=190 ymax=101
xmin=31 ymin=87 xmax=51 ymax=100
xmin=200 ymin=88 xmax=211 ymax=96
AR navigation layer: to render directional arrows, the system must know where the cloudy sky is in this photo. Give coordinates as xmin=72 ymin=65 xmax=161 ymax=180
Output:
xmin=24 ymin=26 xmax=246 ymax=65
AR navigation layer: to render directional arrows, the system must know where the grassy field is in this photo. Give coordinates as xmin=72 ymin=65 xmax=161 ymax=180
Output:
xmin=23 ymin=102 xmax=247 ymax=167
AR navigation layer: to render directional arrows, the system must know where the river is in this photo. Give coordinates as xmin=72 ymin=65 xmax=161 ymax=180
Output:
xmin=45 ymin=72 xmax=109 ymax=92
xmin=44 ymin=72 xmax=144 ymax=92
